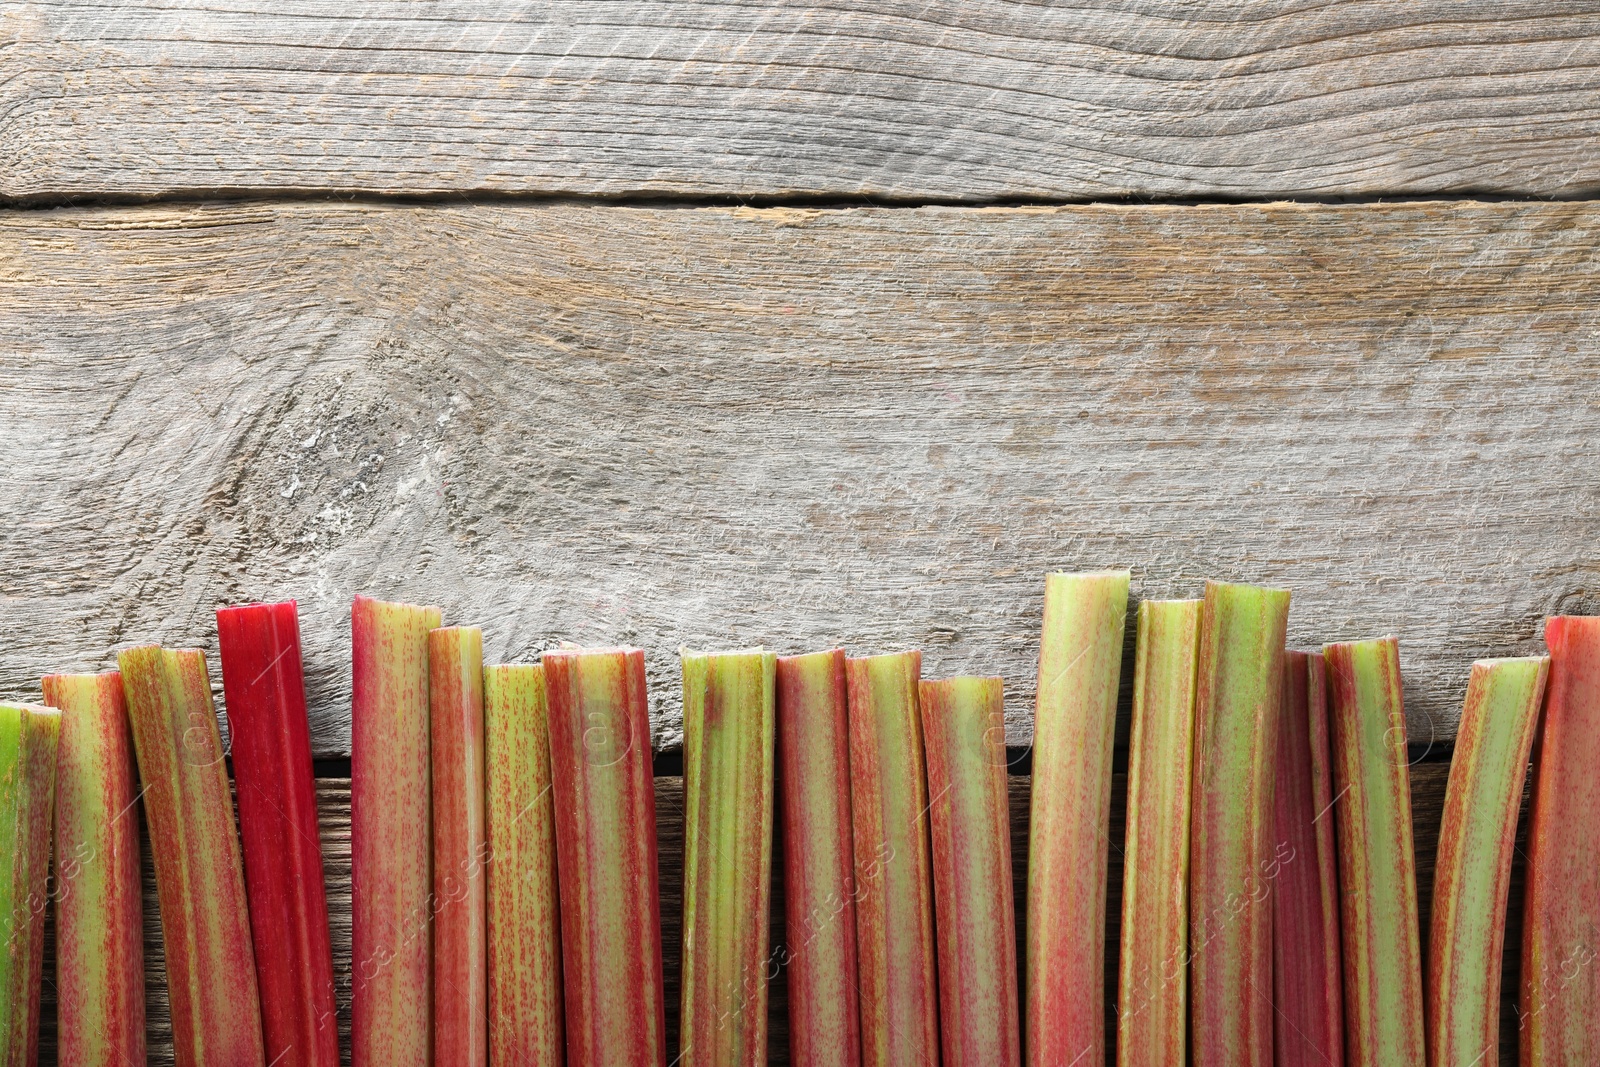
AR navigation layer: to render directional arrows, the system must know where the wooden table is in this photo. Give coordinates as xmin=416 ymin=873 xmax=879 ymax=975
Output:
xmin=4 ymin=2 xmax=1598 ymax=1061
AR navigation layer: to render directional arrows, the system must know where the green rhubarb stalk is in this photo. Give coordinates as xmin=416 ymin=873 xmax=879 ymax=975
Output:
xmin=1026 ymin=570 xmax=1129 ymax=1067
xmin=847 ymin=651 xmax=938 ymax=1067
xmin=1188 ymin=580 xmax=1290 ymax=1067
xmin=432 ymin=626 xmax=488 ymax=1067
xmin=1522 ymin=617 xmax=1600 ymax=1065
xmin=1323 ymin=636 xmax=1424 ymax=1067
xmin=41 ymin=672 xmax=145 ymax=1067
xmin=1270 ymin=651 xmax=1344 ymax=1067
xmin=1117 ymin=599 xmax=1201 ymax=1067
xmin=0 ymin=703 xmax=59 ymax=1067
xmin=920 ymin=675 xmax=1019 ymax=1067
xmin=351 ymin=595 xmax=442 ymax=1066
xmin=1427 ymin=656 xmax=1548 ymax=1067
xmin=679 ymin=650 xmax=776 ymax=1067
xmin=774 ymin=649 xmax=860 ymax=1067
xmin=484 ymin=664 xmax=564 ymax=1066
xmin=118 ymin=645 xmax=265 ymax=1067
xmin=543 ymin=646 xmax=666 ymax=1067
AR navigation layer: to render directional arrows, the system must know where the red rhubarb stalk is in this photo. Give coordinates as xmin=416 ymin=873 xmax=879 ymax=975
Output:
xmin=920 ymin=675 xmax=1019 ymax=1067
xmin=1427 ymin=656 xmax=1548 ymax=1067
xmin=775 ymin=650 xmax=860 ymax=1067
xmin=118 ymin=645 xmax=265 ymax=1067
xmin=484 ymin=664 xmax=564 ymax=1066
xmin=432 ymin=626 xmax=489 ymax=1067
xmin=543 ymin=647 xmax=666 ymax=1067
xmin=1323 ymin=636 xmax=1425 ymax=1067
xmin=42 ymin=673 xmax=145 ymax=1067
xmin=351 ymin=595 xmax=441 ymax=1067
xmin=679 ymin=650 xmax=776 ymax=1067
xmin=1188 ymin=580 xmax=1290 ymax=1067
xmin=847 ymin=651 xmax=938 ymax=1067
xmin=1026 ymin=569 xmax=1130 ymax=1067
xmin=1522 ymin=617 xmax=1600 ymax=1064
xmin=1271 ymin=651 xmax=1344 ymax=1067
xmin=216 ymin=601 xmax=338 ymax=1067
xmin=0 ymin=703 xmax=59 ymax=1067
xmin=1117 ymin=599 xmax=1200 ymax=1067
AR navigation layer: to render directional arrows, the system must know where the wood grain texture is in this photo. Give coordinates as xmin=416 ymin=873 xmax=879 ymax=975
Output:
xmin=3 ymin=1 xmax=1599 ymax=201
xmin=30 ymin=766 xmax=1526 ymax=1065
xmin=2 ymin=200 xmax=1599 ymax=754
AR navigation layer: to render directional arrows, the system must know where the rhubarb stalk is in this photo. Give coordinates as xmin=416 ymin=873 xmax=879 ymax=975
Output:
xmin=118 ymin=645 xmax=265 ymax=1067
xmin=543 ymin=647 xmax=666 ymax=1067
xmin=351 ymin=595 xmax=441 ymax=1067
xmin=484 ymin=664 xmax=563 ymax=1066
xmin=1026 ymin=569 xmax=1129 ymax=1067
xmin=1117 ymin=599 xmax=1200 ymax=1067
xmin=215 ymin=601 xmax=338 ymax=1067
xmin=1188 ymin=580 xmax=1290 ymax=1067
xmin=432 ymin=626 xmax=488 ymax=1067
xmin=41 ymin=672 xmax=145 ymax=1067
xmin=1427 ymin=656 xmax=1548 ymax=1067
xmin=920 ymin=675 xmax=1019 ymax=1067
xmin=1271 ymin=651 xmax=1343 ymax=1067
xmin=679 ymin=650 xmax=776 ymax=1067
xmin=0 ymin=703 xmax=59 ymax=1066
xmin=1522 ymin=617 xmax=1600 ymax=1065
xmin=847 ymin=651 xmax=938 ymax=1067
xmin=775 ymin=650 xmax=860 ymax=1067
xmin=1323 ymin=636 xmax=1425 ymax=1067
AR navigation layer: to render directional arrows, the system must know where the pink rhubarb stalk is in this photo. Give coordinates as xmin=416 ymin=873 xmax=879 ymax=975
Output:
xmin=118 ymin=645 xmax=265 ymax=1067
xmin=432 ymin=626 xmax=489 ymax=1067
xmin=1271 ymin=651 xmax=1344 ymax=1067
xmin=0 ymin=703 xmax=59 ymax=1067
xmin=920 ymin=675 xmax=1019 ymax=1067
xmin=484 ymin=664 xmax=564 ymax=1066
xmin=351 ymin=595 xmax=441 ymax=1067
xmin=543 ymin=647 xmax=666 ymax=1067
xmin=215 ymin=601 xmax=338 ymax=1067
xmin=774 ymin=650 xmax=860 ymax=1067
xmin=1117 ymin=599 xmax=1201 ymax=1067
xmin=846 ymin=651 xmax=938 ymax=1067
xmin=1188 ymin=580 xmax=1290 ymax=1067
xmin=1026 ymin=569 xmax=1130 ymax=1067
xmin=41 ymin=672 xmax=145 ymax=1067
xmin=679 ymin=650 xmax=776 ymax=1067
xmin=1522 ymin=617 xmax=1600 ymax=1064
xmin=1323 ymin=636 xmax=1425 ymax=1067
xmin=1427 ymin=656 xmax=1549 ymax=1067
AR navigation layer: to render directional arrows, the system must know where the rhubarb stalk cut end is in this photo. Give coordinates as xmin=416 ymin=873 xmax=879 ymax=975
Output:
xmin=679 ymin=649 xmax=777 ymax=1067
xmin=484 ymin=664 xmax=564 ymax=1066
xmin=1117 ymin=599 xmax=1200 ymax=1067
xmin=118 ymin=644 xmax=266 ymax=1067
xmin=1188 ymin=580 xmax=1290 ymax=1067
xmin=1427 ymin=655 xmax=1548 ymax=1067
xmin=921 ymin=674 xmax=1020 ymax=1067
xmin=41 ymin=672 xmax=146 ymax=1067
xmin=1323 ymin=636 xmax=1424 ymax=1067
xmin=1523 ymin=617 xmax=1600 ymax=1066
xmin=847 ymin=651 xmax=939 ymax=1067
xmin=1027 ymin=570 xmax=1129 ymax=1067
xmin=775 ymin=649 xmax=861 ymax=1067
xmin=0 ymin=702 xmax=60 ymax=1067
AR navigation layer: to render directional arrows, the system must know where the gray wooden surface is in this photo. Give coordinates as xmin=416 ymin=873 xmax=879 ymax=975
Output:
xmin=3 ymin=1 xmax=1599 ymax=203
xmin=4 ymin=200 xmax=1597 ymax=755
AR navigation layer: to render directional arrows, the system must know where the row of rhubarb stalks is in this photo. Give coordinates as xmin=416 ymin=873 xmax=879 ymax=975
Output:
xmin=0 ymin=573 xmax=1594 ymax=1067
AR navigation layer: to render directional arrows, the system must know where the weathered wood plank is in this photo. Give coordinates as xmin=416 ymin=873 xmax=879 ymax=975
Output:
xmin=3 ymin=1 xmax=1599 ymax=202
xmin=36 ymin=767 xmax=1525 ymax=1065
xmin=2 ymin=200 xmax=1598 ymax=753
